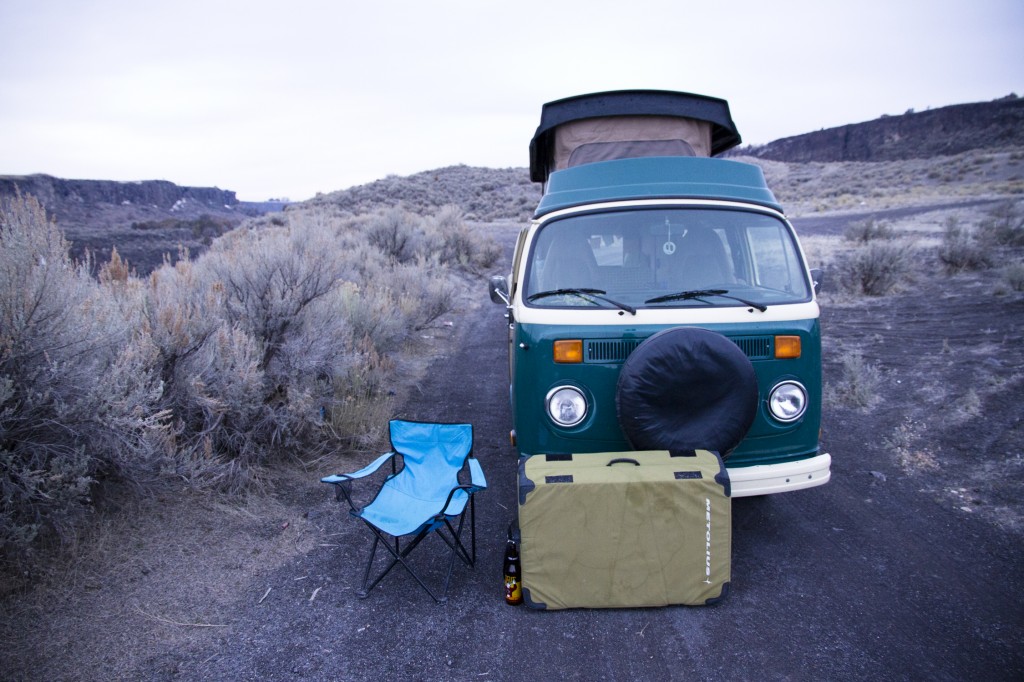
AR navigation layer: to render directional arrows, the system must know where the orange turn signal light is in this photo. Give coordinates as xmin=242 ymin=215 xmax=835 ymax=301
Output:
xmin=553 ymin=339 xmax=584 ymax=364
xmin=775 ymin=335 xmax=802 ymax=359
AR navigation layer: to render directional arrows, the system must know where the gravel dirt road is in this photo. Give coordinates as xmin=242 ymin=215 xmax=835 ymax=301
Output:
xmin=5 ymin=208 xmax=1022 ymax=682
xmin=144 ymin=214 xmax=1024 ymax=682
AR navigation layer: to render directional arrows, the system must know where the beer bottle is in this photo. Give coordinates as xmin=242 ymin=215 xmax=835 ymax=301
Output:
xmin=503 ymin=536 xmax=523 ymax=605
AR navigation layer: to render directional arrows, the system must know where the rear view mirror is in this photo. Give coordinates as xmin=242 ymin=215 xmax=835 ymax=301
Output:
xmin=488 ymin=276 xmax=510 ymax=305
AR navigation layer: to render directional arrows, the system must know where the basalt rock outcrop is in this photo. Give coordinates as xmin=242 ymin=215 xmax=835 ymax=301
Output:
xmin=0 ymin=175 xmax=258 ymax=274
xmin=734 ymin=95 xmax=1024 ymax=163
xmin=0 ymin=174 xmax=238 ymax=214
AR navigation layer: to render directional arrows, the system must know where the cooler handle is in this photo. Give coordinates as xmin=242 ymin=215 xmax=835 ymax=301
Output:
xmin=606 ymin=457 xmax=640 ymax=467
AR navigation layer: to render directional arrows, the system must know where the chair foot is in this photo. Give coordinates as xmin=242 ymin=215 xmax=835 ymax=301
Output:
xmin=357 ymin=589 xmax=370 ymax=599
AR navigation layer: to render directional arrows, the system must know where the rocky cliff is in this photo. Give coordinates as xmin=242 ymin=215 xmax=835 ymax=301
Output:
xmin=736 ymin=95 xmax=1024 ymax=163
xmin=0 ymin=175 xmax=251 ymax=274
xmin=0 ymin=174 xmax=239 ymax=214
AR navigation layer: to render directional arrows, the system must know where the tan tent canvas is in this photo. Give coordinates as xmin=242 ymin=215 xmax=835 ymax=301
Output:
xmin=552 ymin=115 xmax=713 ymax=171
xmin=530 ymin=90 xmax=741 ymax=183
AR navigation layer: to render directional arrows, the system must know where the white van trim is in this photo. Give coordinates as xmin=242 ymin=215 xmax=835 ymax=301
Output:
xmin=515 ymin=301 xmax=820 ymax=326
xmin=538 ymin=198 xmax=787 ymax=221
xmin=728 ymin=453 xmax=832 ymax=497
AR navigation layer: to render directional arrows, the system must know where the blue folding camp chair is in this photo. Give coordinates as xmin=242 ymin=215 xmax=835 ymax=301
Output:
xmin=321 ymin=420 xmax=486 ymax=603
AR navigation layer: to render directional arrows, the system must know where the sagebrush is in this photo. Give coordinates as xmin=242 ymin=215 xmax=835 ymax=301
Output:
xmin=835 ymin=240 xmax=916 ymax=296
xmin=938 ymin=216 xmax=991 ymax=273
xmin=827 ymin=349 xmax=883 ymax=410
xmin=978 ymin=201 xmax=1024 ymax=247
xmin=0 ymin=195 xmax=498 ymax=568
xmin=844 ymin=218 xmax=895 ymax=243
xmin=0 ymin=194 xmax=170 ymax=563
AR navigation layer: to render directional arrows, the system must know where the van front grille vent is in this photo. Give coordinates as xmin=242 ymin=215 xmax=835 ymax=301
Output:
xmin=585 ymin=339 xmax=643 ymax=363
xmin=584 ymin=335 xmax=773 ymax=363
xmin=731 ymin=335 xmax=773 ymax=360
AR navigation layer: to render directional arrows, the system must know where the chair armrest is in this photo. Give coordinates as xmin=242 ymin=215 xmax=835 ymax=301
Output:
xmin=322 ymin=451 xmax=397 ymax=511
xmin=321 ymin=451 xmax=396 ymax=485
xmin=439 ymin=484 xmax=477 ymax=516
xmin=467 ymin=457 xmax=487 ymax=490
xmin=439 ymin=459 xmax=487 ymax=516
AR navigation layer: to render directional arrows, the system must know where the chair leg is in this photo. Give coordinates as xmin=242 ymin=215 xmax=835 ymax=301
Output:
xmin=469 ymin=495 xmax=477 ymax=564
xmin=356 ymin=498 xmax=480 ymax=603
xmin=438 ymin=507 xmax=476 ymax=567
xmin=359 ymin=522 xmax=447 ymax=603
xmin=358 ymin=534 xmax=380 ymax=598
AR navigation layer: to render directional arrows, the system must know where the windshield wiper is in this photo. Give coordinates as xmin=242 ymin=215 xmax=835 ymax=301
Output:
xmin=527 ymin=288 xmax=636 ymax=315
xmin=645 ymin=289 xmax=767 ymax=312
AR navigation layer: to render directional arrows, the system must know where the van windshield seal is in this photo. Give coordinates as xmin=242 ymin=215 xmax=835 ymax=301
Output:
xmin=523 ymin=207 xmax=811 ymax=310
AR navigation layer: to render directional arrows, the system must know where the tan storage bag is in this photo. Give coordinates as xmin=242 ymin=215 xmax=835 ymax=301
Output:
xmin=518 ymin=450 xmax=731 ymax=609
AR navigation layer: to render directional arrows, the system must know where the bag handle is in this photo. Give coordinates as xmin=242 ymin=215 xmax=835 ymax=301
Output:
xmin=606 ymin=457 xmax=640 ymax=467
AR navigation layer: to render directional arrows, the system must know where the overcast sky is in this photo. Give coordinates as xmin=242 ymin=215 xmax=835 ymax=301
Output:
xmin=2 ymin=0 xmax=1021 ymax=201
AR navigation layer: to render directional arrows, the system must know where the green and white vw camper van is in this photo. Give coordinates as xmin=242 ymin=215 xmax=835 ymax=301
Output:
xmin=489 ymin=90 xmax=830 ymax=496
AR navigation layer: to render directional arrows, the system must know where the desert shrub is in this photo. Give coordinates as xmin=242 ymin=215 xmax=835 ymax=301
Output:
xmin=327 ymin=338 xmax=395 ymax=450
xmin=0 ymin=196 xmax=485 ymax=565
xmin=978 ymin=201 xmax=1024 ymax=247
xmin=884 ymin=417 xmax=939 ymax=472
xmin=362 ymin=204 xmax=502 ymax=271
xmin=146 ymin=215 xmax=356 ymax=489
xmin=143 ymin=204 xmax=472 ymax=487
xmin=835 ymin=240 xmax=916 ymax=296
xmin=1003 ymin=260 xmax=1024 ymax=291
xmin=390 ymin=262 xmax=457 ymax=330
xmin=827 ymin=349 xmax=883 ymax=410
xmin=336 ymin=280 xmax=410 ymax=354
xmin=938 ymin=216 xmax=991 ymax=273
xmin=99 ymin=246 xmax=133 ymax=284
xmin=0 ymin=194 xmax=168 ymax=563
xmin=131 ymin=214 xmax=238 ymax=246
xmin=844 ymin=218 xmax=895 ymax=243
xmin=333 ymin=262 xmax=457 ymax=354
xmin=424 ymin=204 xmax=503 ymax=271
xmin=204 ymin=220 xmax=348 ymax=372
xmin=366 ymin=206 xmax=424 ymax=263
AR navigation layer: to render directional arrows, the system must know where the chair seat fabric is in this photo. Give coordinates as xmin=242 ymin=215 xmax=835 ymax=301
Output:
xmin=358 ymin=486 xmax=469 ymax=536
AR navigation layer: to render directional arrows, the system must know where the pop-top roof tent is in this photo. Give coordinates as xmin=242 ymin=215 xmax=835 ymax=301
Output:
xmin=529 ymin=90 xmax=742 ymax=184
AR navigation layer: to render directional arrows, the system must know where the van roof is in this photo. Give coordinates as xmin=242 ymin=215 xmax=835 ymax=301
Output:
xmin=534 ymin=156 xmax=781 ymax=218
xmin=529 ymin=90 xmax=742 ymax=183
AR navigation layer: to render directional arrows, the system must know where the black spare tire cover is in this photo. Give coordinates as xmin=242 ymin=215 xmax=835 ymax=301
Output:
xmin=616 ymin=327 xmax=758 ymax=457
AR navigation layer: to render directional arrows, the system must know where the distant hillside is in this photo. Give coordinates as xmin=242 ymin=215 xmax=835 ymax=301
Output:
xmin=0 ymin=174 xmax=240 ymax=211
xmin=308 ymin=164 xmax=539 ymax=221
xmin=314 ymin=97 xmax=1024 ymax=221
xmin=0 ymin=174 xmax=281 ymax=273
xmin=6 ymin=95 xmax=1023 ymax=272
xmin=735 ymin=95 xmax=1024 ymax=163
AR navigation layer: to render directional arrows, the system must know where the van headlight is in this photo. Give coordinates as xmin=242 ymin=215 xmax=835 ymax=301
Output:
xmin=546 ymin=386 xmax=587 ymax=427
xmin=768 ymin=381 xmax=807 ymax=423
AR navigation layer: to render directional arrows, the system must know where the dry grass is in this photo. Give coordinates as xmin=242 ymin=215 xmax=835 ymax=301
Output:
xmin=884 ymin=418 xmax=940 ymax=474
xmin=0 ymin=484 xmax=318 ymax=671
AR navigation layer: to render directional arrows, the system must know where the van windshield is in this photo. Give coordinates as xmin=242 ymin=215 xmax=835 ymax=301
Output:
xmin=524 ymin=207 xmax=811 ymax=309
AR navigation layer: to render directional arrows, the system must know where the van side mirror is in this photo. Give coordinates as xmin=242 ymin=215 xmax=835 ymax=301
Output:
xmin=489 ymin=276 xmax=510 ymax=305
xmin=810 ymin=268 xmax=823 ymax=295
